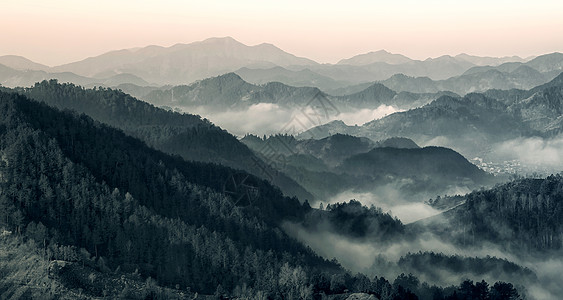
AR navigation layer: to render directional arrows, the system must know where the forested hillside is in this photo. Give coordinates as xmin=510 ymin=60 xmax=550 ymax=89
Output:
xmin=242 ymin=133 xmax=493 ymax=202
xmin=417 ymin=175 xmax=563 ymax=253
xmin=2 ymin=80 xmax=313 ymax=201
xmin=0 ymin=90 xmax=332 ymax=296
xmin=0 ymin=90 xmax=525 ymax=299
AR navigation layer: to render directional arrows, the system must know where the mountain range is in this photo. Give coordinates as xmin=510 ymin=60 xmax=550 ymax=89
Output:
xmin=2 ymin=37 xmax=562 ymax=97
xmin=1 ymin=80 xmax=314 ymax=202
xmin=379 ymin=56 xmax=562 ymax=95
xmin=300 ymin=72 xmax=563 ymax=162
xmin=0 ymin=89 xmax=345 ymax=298
xmin=130 ymin=72 xmax=457 ymax=114
xmin=1 ymin=37 xmax=562 ymax=299
xmin=241 ymin=134 xmax=493 ymax=201
xmin=0 ymin=76 xmax=538 ymax=300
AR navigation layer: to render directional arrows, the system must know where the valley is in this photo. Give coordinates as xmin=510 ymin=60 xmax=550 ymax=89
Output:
xmin=0 ymin=31 xmax=562 ymax=300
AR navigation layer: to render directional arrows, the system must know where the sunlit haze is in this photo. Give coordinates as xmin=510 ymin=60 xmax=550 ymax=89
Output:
xmin=2 ymin=0 xmax=563 ymax=66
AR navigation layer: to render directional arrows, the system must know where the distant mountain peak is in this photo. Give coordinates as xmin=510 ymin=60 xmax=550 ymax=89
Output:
xmin=256 ymin=42 xmax=277 ymax=48
xmin=454 ymin=53 xmax=528 ymax=66
xmin=346 ymin=82 xmax=397 ymax=100
xmin=388 ymin=73 xmax=412 ymax=79
xmin=192 ymin=72 xmax=251 ymax=88
xmin=51 ymin=37 xmax=317 ymax=85
xmin=337 ymin=50 xmax=412 ymax=66
xmin=199 ymin=36 xmax=240 ymax=44
xmin=216 ymin=72 xmax=245 ymax=81
xmin=371 ymin=49 xmax=391 ymax=54
xmin=0 ymin=55 xmax=50 ymax=71
xmin=327 ymin=120 xmax=347 ymax=126
xmin=375 ymin=137 xmax=420 ymax=149
xmin=426 ymin=55 xmax=455 ymax=62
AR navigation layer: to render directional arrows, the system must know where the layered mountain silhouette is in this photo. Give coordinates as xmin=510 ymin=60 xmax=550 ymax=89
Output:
xmin=0 ymin=62 xmax=151 ymax=88
xmin=0 ymin=55 xmax=49 ymax=71
xmin=235 ymin=66 xmax=348 ymax=92
xmin=379 ymin=53 xmax=562 ymax=95
xmin=142 ymin=72 xmax=325 ymax=110
xmin=301 ymin=73 xmax=563 ymax=158
xmin=337 ymin=50 xmax=413 ymax=65
xmin=136 ymin=72 xmax=455 ymax=112
xmin=415 ymin=175 xmax=563 ymax=253
xmin=0 ymin=88 xmax=533 ymax=298
xmin=242 ymin=133 xmax=491 ymax=200
xmin=3 ymin=80 xmax=314 ymax=201
xmin=339 ymin=146 xmax=489 ymax=183
xmin=2 ymin=41 xmax=559 ymax=299
xmin=4 ymin=38 xmax=560 ymax=97
xmin=50 ymin=37 xmax=317 ymax=85
xmin=0 ymin=89 xmax=344 ymax=297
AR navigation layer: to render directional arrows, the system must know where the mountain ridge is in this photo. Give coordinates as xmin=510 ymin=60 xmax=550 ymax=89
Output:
xmin=3 ymin=38 xmax=555 ymax=90
xmin=50 ymin=37 xmax=318 ymax=85
xmin=4 ymin=80 xmax=314 ymax=201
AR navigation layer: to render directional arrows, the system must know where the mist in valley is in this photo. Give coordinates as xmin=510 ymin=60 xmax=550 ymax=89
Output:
xmin=2 ymin=2 xmax=562 ymax=297
xmin=176 ymin=103 xmax=401 ymax=137
xmin=490 ymin=135 xmax=563 ymax=172
xmin=283 ymin=200 xmax=563 ymax=300
xmin=319 ymin=190 xmax=444 ymax=224
xmin=152 ymin=82 xmax=563 ymax=300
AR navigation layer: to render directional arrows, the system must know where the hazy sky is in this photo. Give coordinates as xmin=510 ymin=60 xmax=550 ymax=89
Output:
xmin=2 ymin=0 xmax=563 ymax=66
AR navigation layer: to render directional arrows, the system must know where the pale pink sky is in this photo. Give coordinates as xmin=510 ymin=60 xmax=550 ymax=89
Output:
xmin=2 ymin=0 xmax=563 ymax=66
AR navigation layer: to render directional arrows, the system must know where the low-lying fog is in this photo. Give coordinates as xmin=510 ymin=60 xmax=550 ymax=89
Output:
xmin=287 ymin=185 xmax=562 ymax=300
xmin=421 ymin=134 xmax=563 ymax=176
xmin=284 ymin=206 xmax=563 ymax=300
xmin=491 ymin=135 xmax=563 ymax=169
xmin=180 ymin=103 xmax=562 ymax=299
xmin=321 ymin=190 xmax=444 ymax=224
xmin=178 ymin=104 xmax=400 ymax=136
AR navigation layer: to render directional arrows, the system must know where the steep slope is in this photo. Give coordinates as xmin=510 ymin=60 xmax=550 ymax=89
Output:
xmin=481 ymin=72 xmax=563 ymax=135
xmin=0 ymin=90 xmax=523 ymax=300
xmin=0 ymin=90 xmax=337 ymax=295
xmin=301 ymin=93 xmax=536 ymax=158
xmin=510 ymin=84 xmax=563 ymax=135
xmin=6 ymin=80 xmax=314 ymax=201
xmin=0 ymin=235 xmax=190 ymax=299
xmin=414 ymin=175 xmax=563 ymax=253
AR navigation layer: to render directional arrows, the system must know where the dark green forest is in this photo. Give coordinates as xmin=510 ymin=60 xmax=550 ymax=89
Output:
xmin=2 ymin=80 xmax=313 ymax=202
xmin=0 ymin=89 xmax=529 ymax=299
xmin=419 ymin=175 xmax=563 ymax=253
